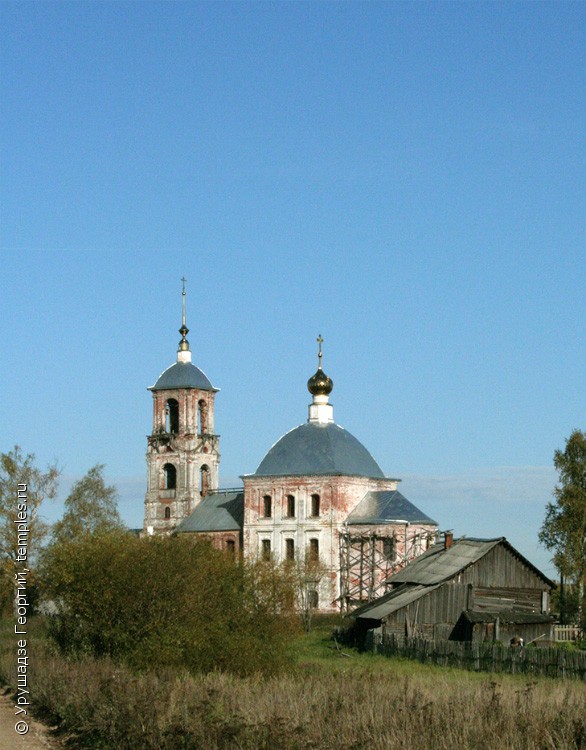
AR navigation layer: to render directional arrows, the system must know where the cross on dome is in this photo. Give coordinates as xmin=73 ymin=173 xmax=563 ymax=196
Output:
xmin=308 ymin=334 xmax=333 ymax=396
xmin=178 ymin=277 xmax=191 ymax=361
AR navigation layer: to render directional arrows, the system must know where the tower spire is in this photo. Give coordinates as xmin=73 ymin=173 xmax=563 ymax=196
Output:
xmin=177 ymin=277 xmax=192 ymax=363
xmin=181 ymin=276 xmax=187 ymax=328
xmin=307 ymin=334 xmax=334 ymax=424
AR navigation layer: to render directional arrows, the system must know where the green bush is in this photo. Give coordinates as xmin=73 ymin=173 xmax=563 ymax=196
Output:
xmin=41 ymin=531 xmax=299 ymax=675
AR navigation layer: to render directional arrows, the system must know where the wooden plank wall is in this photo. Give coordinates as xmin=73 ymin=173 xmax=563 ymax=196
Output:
xmin=473 ymin=586 xmax=543 ymax=613
xmin=382 ymin=583 xmax=470 ymax=633
xmin=459 ymin=545 xmax=548 ymax=589
xmin=379 ymin=542 xmax=552 ymax=637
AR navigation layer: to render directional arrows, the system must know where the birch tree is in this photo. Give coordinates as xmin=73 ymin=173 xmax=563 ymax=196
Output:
xmin=539 ymin=430 xmax=586 ymax=626
xmin=0 ymin=446 xmax=60 ymax=612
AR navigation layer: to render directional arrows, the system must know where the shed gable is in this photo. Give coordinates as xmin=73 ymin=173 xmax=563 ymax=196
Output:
xmin=457 ymin=542 xmax=552 ymax=590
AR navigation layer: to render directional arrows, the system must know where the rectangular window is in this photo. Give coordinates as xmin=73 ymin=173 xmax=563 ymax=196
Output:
xmin=285 ymin=538 xmax=295 ymax=561
xmin=286 ymin=494 xmax=295 ymax=518
xmin=262 ymin=495 xmax=272 ymax=518
xmin=382 ymin=537 xmax=395 ymax=561
xmin=226 ymin=539 xmax=235 ymax=556
xmin=309 ymin=538 xmax=319 ymax=562
xmin=261 ymin=539 xmax=271 ymax=560
xmin=310 ymin=494 xmax=320 ymax=517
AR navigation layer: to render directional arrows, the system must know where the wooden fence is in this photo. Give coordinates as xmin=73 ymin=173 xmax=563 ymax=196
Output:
xmin=368 ymin=632 xmax=586 ymax=681
xmin=554 ymin=625 xmax=583 ymax=642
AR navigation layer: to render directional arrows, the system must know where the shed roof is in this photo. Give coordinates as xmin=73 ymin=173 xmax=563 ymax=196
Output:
xmin=387 ymin=537 xmax=554 ymax=588
xmin=346 ymin=490 xmax=437 ymax=526
xmin=352 ymin=537 xmax=554 ymax=621
xmin=352 ymin=583 xmax=440 ymax=621
xmin=175 ymin=490 xmax=243 ymax=533
xmin=462 ymin=610 xmax=553 ymax=625
xmin=388 ymin=538 xmax=502 ymax=586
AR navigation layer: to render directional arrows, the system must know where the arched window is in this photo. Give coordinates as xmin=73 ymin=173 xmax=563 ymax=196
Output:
xmin=262 ymin=495 xmax=272 ymax=518
xmin=286 ymin=494 xmax=295 ymax=518
xmin=197 ymin=399 xmax=207 ymax=435
xmin=165 ymin=399 xmax=179 ymax=433
xmin=226 ymin=539 xmax=236 ymax=555
xmin=310 ymin=494 xmax=320 ymax=517
xmin=163 ymin=463 xmax=177 ymax=490
xmin=200 ymin=464 xmax=209 ymax=496
xmin=309 ymin=538 xmax=319 ymax=562
xmin=164 ymin=506 xmax=171 ymax=519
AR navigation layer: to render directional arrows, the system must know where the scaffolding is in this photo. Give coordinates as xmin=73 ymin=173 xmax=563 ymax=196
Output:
xmin=339 ymin=526 xmax=444 ymax=610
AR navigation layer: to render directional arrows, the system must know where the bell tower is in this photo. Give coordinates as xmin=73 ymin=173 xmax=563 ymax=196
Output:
xmin=144 ymin=280 xmax=220 ymax=534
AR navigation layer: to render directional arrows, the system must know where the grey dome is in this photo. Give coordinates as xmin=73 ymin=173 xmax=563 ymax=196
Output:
xmin=254 ymin=422 xmax=385 ymax=478
xmin=150 ymin=362 xmax=215 ymax=391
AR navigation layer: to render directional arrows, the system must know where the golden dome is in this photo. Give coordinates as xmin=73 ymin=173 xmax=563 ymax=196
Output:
xmin=307 ymin=334 xmax=333 ymax=396
xmin=307 ymin=367 xmax=333 ymax=396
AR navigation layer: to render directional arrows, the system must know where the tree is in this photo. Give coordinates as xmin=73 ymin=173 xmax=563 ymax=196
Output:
xmin=50 ymin=464 xmax=124 ymax=544
xmin=289 ymin=551 xmax=328 ymax=633
xmin=43 ymin=533 xmax=299 ymax=675
xmin=539 ymin=430 xmax=586 ymax=626
xmin=0 ymin=446 xmax=60 ymax=613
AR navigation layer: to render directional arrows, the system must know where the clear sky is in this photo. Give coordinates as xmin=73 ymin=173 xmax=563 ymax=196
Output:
xmin=1 ymin=1 xmax=585 ymax=578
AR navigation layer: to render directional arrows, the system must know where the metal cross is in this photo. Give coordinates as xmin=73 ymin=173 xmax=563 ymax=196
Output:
xmin=317 ymin=334 xmax=323 ymax=368
xmin=181 ymin=277 xmax=187 ymax=328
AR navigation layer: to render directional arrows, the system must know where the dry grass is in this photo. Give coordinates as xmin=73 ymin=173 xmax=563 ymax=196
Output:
xmin=1 ymin=618 xmax=585 ymax=749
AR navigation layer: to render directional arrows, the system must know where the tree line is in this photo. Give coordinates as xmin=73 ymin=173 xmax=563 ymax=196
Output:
xmin=0 ymin=430 xmax=585 ymax=673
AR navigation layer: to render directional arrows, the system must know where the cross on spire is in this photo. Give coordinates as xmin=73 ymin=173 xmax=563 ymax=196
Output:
xmin=317 ymin=334 xmax=323 ymax=369
xmin=181 ymin=277 xmax=188 ymax=330
xmin=178 ymin=277 xmax=190 ymax=354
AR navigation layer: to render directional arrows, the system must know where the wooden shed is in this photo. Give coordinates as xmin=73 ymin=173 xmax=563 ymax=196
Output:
xmin=352 ymin=537 xmax=555 ymax=644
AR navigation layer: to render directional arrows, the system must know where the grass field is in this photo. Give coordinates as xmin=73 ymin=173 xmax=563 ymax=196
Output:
xmin=1 ymin=616 xmax=586 ymax=749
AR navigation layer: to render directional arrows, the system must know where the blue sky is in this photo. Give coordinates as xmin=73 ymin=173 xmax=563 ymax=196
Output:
xmin=2 ymin=1 xmax=585 ymax=577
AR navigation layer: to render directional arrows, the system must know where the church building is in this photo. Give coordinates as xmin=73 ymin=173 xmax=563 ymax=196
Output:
xmin=144 ymin=288 xmax=439 ymax=610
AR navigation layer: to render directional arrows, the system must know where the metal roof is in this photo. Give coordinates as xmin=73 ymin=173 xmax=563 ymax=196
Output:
xmin=175 ymin=491 xmax=243 ymax=533
xmin=251 ymin=422 xmax=385 ymax=478
xmin=346 ymin=490 xmax=438 ymax=526
xmin=149 ymin=362 xmax=216 ymax=392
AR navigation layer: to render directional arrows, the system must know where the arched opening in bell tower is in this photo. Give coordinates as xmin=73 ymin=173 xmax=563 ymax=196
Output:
xmin=197 ymin=399 xmax=208 ymax=435
xmin=200 ymin=464 xmax=209 ymax=496
xmin=165 ymin=399 xmax=179 ymax=433
xmin=163 ymin=463 xmax=177 ymax=490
